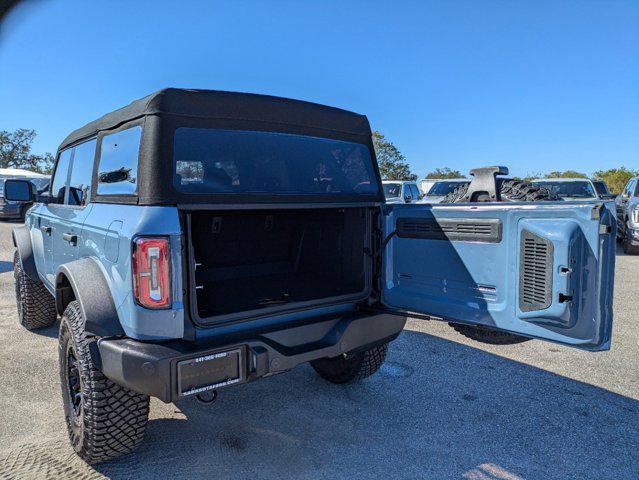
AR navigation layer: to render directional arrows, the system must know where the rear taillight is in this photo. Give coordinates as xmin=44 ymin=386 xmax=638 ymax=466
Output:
xmin=133 ymin=237 xmax=171 ymax=309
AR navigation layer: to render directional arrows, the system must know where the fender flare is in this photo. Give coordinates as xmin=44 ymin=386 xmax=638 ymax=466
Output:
xmin=56 ymin=258 xmax=125 ymax=337
xmin=12 ymin=226 xmax=39 ymax=282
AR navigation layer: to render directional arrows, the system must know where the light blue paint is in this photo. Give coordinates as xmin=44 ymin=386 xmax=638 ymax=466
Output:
xmin=382 ymin=201 xmax=615 ymax=350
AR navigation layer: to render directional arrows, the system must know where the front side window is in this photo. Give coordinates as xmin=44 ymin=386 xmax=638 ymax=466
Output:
xmin=68 ymin=139 xmax=97 ymax=206
xmin=97 ymin=126 xmax=141 ymax=195
xmin=51 ymin=149 xmax=72 ymax=202
xmin=174 ymin=128 xmax=378 ymax=196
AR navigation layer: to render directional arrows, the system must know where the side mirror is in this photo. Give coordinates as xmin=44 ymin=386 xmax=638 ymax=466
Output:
xmin=4 ymin=179 xmax=36 ymax=202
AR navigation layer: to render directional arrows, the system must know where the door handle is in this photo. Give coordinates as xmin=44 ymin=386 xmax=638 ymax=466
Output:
xmin=40 ymin=225 xmax=52 ymax=236
xmin=62 ymin=233 xmax=78 ymax=246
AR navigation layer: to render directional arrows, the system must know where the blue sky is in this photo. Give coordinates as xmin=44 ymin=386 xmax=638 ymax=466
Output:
xmin=1 ymin=0 xmax=637 ymax=178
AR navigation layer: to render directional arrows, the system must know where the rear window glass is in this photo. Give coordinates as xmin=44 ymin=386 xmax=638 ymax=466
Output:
xmin=97 ymin=126 xmax=141 ymax=195
xmin=173 ymin=128 xmax=378 ymax=196
xmin=428 ymin=181 xmax=468 ymax=195
xmin=534 ymin=181 xmax=596 ymax=198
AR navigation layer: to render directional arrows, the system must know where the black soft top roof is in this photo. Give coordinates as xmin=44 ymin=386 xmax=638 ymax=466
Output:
xmin=60 ymin=88 xmax=371 ymax=151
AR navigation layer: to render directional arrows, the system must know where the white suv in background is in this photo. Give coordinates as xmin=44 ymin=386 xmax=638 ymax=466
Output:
xmin=382 ymin=180 xmax=422 ymax=204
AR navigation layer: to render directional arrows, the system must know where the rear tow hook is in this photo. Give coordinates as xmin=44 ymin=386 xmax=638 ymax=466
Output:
xmin=195 ymin=390 xmax=218 ymax=405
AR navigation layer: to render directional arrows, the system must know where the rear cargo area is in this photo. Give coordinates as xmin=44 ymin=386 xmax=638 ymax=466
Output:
xmin=188 ymin=208 xmax=370 ymax=320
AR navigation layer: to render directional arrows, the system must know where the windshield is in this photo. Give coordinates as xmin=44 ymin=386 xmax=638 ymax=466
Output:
xmin=173 ymin=128 xmax=378 ymax=196
xmin=591 ymin=181 xmax=609 ymax=195
xmin=383 ymin=183 xmax=401 ymax=198
xmin=428 ymin=181 xmax=468 ymax=196
xmin=534 ymin=181 xmax=596 ymax=198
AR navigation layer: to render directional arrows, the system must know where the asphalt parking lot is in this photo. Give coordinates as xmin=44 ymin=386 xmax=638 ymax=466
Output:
xmin=0 ymin=220 xmax=636 ymax=480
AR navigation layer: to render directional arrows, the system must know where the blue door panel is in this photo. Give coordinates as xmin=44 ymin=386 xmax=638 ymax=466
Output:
xmin=381 ymin=202 xmax=615 ymax=350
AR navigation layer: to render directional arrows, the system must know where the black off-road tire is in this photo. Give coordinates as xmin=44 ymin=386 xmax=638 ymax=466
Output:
xmin=449 ymin=323 xmax=531 ymax=345
xmin=441 ymin=178 xmax=558 ymax=345
xmin=13 ymin=250 xmax=57 ymax=330
xmin=442 ymin=179 xmax=560 ymax=203
xmin=622 ymin=223 xmax=639 ymax=255
xmin=310 ymin=343 xmax=388 ymax=384
xmin=59 ymin=301 xmax=150 ymax=464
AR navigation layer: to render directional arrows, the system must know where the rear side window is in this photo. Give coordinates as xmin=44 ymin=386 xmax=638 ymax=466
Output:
xmin=97 ymin=126 xmax=141 ymax=195
xmin=68 ymin=139 xmax=97 ymax=206
xmin=51 ymin=149 xmax=72 ymax=202
xmin=410 ymin=184 xmax=420 ymax=198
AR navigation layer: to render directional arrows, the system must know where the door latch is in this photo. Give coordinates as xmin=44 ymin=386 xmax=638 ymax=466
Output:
xmin=40 ymin=225 xmax=51 ymax=236
xmin=62 ymin=233 xmax=78 ymax=246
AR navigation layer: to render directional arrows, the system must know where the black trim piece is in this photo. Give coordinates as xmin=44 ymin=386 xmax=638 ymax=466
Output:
xmin=12 ymin=226 xmax=39 ymax=282
xmin=519 ymin=230 xmax=553 ymax=312
xmin=396 ymin=217 xmax=503 ymax=243
xmin=98 ymin=311 xmax=406 ymax=402
xmin=56 ymin=258 xmax=125 ymax=337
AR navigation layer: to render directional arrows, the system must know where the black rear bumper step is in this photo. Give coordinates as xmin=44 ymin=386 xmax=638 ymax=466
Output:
xmin=98 ymin=311 xmax=406 ymax=403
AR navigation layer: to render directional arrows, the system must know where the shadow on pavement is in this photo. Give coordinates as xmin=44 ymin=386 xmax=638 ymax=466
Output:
xmin=90 ymin=330 xmax=638 ymax=480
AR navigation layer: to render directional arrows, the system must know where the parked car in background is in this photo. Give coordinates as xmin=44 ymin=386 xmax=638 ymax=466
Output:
xmin=421 ymin=179 xmax=470 ymax=203
xmin=382 ymin=180 xmax=422 ymax=203
xmin=615 ymin=176 xmax=639 ymax=254
xmin=0 ymin=169 xmax=49 ymax=220
xmin=531 ymin=178 xmax=599 ymax=201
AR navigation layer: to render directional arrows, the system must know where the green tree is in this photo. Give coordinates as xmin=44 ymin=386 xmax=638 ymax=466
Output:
xmin=592 ymin=167 xmax=639 ymax=194
xmin=424 ymin=167 xmax=463 ymax=179
xmin=372 ymin=131 xmax=416 ymax=181
xmin=545 ymin=170 xmax=587 ymax=179
xmin=0 ymin=129 xmax=54 ymax=174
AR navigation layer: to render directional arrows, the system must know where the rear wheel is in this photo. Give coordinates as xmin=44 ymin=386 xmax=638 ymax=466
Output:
xmin=311 ymin=344 xmax=388 ymax=384
xmin=442 ymin=179 xmax=558 ymax=345
xmin=59 ymin=301 xmax=150 ymax=464
xmin=14 ymin=250 xmax=57 ymax=330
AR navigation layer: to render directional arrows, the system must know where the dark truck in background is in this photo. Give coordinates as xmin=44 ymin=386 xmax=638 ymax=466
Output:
xmin=6 ymin=89 xmax=616 ymax=464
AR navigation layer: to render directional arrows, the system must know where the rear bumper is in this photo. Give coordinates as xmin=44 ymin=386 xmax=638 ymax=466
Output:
xmin=97 ymin=311 xmax=406 ymax=403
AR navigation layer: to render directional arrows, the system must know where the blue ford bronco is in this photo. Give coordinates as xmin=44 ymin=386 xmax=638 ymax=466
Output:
xmin=5 ymin=89 xmax=616 ymax=464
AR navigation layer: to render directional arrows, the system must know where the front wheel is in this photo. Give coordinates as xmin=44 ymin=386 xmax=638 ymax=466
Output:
xmin=59 ymin=301 xmax=150 ymax=464
xmin=310 ymin=343 xmax=388 ymax=384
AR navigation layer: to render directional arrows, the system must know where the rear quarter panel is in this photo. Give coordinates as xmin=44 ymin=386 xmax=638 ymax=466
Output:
xmin=79 ymin=204 xmax=185 ymax=340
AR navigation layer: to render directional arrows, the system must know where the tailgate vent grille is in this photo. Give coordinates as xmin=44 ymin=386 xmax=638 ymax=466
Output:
xmin=396 ymin=218 xmax=502 ymax=243
xmin=519 ymin=230 xmax=553 ymax=312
